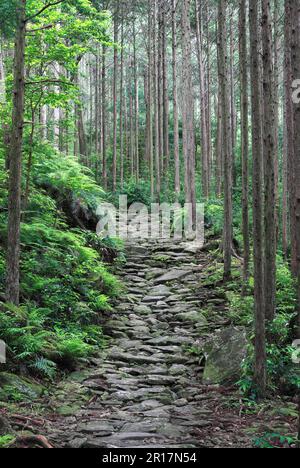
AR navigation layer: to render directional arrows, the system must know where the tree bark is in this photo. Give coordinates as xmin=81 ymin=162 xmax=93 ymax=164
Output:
xmin=262 ymin=0 xmax=276 ymax=322
xmin=162 ymin=2 xmax=169 ymax=172
xmin=112 ymin=7 xmax=118 ymax=192
xmin=172 ymin=0 xmax=180 ymax=198
xmin=119 ymin=17 xmax=124 ymax=189
xmin=182 ymin=0 xmax=196 ymax=223
xmin=195 ymin=0 xmax=209 ymax=199
xmin=218 ymin=0 xmax=233 ymax=281
xmin=6 ymin=0 xmax=27 ymax=305
xmin=102 ymin=45 xmax=107 ymax=189
xmin=0 ymin=40 xmax=6 ymax=103
xmin=285 ymin=0 xmax=297 ymax=276
xmin=154 ymin=0 xmax=161 ymax=197
xmin=239 ymin=0 xmax=250 ymax=289
xmin=249 ymin=0 xmax=267 ymax=398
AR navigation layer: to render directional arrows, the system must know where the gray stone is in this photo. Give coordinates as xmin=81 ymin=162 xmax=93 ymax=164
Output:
xmin=68 ymin=438 xmax=88 ymax=449
xmin=134 ymin=305 xmax=152 ymax=315
xmin=110 ymin=352 xmax=164 ymax=365
xmin=176 ymin=311 xmax=208 ymax=325
xmin=143 ymin=296 xmax=165 ymax=303
xmin=0 ymin=372 xmax=44 ymax=401
xmin=153 ymin=269 xmax=191 ymax=285
xmin=78 ymin=422 xmax=114 ymax=436
xmin=149 ymin=285 xmax=172 ymax=297
xmin=169 ymin=364 xmax=187 ymax=376
xmin=203 ymin=326 xmax=248 ymax=385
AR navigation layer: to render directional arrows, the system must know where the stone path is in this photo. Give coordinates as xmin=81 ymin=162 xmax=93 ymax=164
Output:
xmin=43 ymin=238 xmax=250 ymax=448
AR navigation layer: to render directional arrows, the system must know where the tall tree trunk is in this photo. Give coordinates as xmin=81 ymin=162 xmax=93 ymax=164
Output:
xmin=40 ymin=102 xmax=47 ymax=140
xmin=172 ymin=0 xmax=180 ymax=198
xmin=133 ymin=19 xmax=139 ymax=183
xmin=112 ymin=8 xmax=118 ymax=192
xmin=0 ymin=40 xmax=6 ymax=103
xmin=204 ymin=1 xmax=212 ymax=191
xmin=102 ymin=45 xmax=107 ymax=189
xmin=285 ymin=0 xmax=297 ymax=276
xmin=6 ymin=0 xmax=26 ymax=305
xmin=148 ymin=3 xmax=154 ymax=196
xmin=182 ymin=0 xmax=196 ymax=223
xmin=230 ymin=13 xmax=237 ymax=187
xmin=239 ymin=0 xmax=250 ymax=289
xmin=162 ymin=3 xmax=169 ymax=172
xmin=282 ymin=105 xmax=288 ymax=259
xmin=249 ymin=0 xmax=266 ymax=398
xmin=158 ymin=1 xmax=164 ymax=176
xmin=290 ymin=0 xmax=300 ymax=440
xmin=262 ymin=0 xmax=276 ymax=322
xmin=119 ymin=18 xmax=124 ymax=189
xmin=273 ymin=0 xmax=280 ymax=232
xmin=216 ymin=88 xmax=223 ymax=197
xmin=195 ymin=0 xmax=209 ymax=199
xmin=154 ymin=0 xmax=161 ymax=196
xmin=129 ymin=59 xmax=134 ymax=177
xmin=218 ymin=0 xmax=233 ymax=281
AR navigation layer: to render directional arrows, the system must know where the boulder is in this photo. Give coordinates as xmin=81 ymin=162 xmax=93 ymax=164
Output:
xmin=176 ymin=311 xmax=207 ymax=325
xmin=203 ymin=327 xmax=248 ymax=385
xmin=0 ymin=372 xmax=44 ymax=401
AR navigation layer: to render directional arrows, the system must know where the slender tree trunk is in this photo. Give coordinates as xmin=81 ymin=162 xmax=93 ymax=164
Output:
xmin=230 ymin=13 xmax=237 ymax=187
xmin=290 ymin=0 xmax=300 ymax=441
xmin=0 ymin=40 xmax=6 ymax=103
xmin=249 ymin=0 xmax=267 ymax=398
xmin=285 ymin=0 xmax=297 ymax=276
xmin=112 ymin=9 xmax=118 ymax=192
xmin=273 ymin=0 xmax=280 ymax=233
xmin=158 ymin=1 xmax=164 ymax=176
xmin=133 ymin=19 xmax=139 ymax=183
xmin=6 ymin=0 xmax=26 ymax=305
xmin=216 ymin=88 xmax=223 ymax=197
xmin=162 ymin=3 xmax=169 ymax=172
xmin=262 ymin=0 xmax=276 ymax=322
xmin=172 ymin=0 xmax=180 ymax=198
xmin=195 ymin=0 xmax=209 ymax=199
xmin=148 ymin=3 xmax=154 ymax=196
xmin=129 ymin=60 xmax=134 ymax=177
xmin=204 ymin=1 xmax=212 ymax=190
xmin=182 ymin=0 xmax=196 ymax=224
xmin=154 ymin=0 xmax=161 ymax=196
xmin=102 ymin=45 xmax=107 ymax=189
xmin=53 ymin=65 xmax=60 ymax=149
xmin=40 ymin=101 xmax=47 ymax=140
xmin=239 ymin=0 xmax=250 ymax=289
xmin=218 ymin=0 xmax=233 ymax=281
xmin=282 ymin=105 xmax=288 ymax=259
xmin=120 ymin=18 xmax=124 ymax=189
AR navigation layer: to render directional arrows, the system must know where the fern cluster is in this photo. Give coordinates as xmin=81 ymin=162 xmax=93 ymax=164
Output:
xmin=0 ymin=145 xmax=122 ymax=379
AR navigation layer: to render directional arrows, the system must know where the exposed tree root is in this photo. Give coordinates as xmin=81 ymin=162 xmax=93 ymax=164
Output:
xmin=15 ymin=435 xmax=53 ymax=449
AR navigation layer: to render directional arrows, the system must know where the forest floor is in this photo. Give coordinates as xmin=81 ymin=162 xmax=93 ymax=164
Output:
xmin=2 ymin=237 xmax=298 ymax=448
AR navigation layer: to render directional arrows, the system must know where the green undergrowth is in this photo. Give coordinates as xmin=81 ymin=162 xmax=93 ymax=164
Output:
xmin=0 ymin=145 xmax=123 ymax=381
xmin=200 ymin=242 xmax=299 ymax=399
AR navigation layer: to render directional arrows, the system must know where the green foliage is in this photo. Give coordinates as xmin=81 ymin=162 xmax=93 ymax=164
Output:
xmin=253 ymin=433 xmax=297 ymax=449
xmin=0 ymin=435 xmax=15 ymax=449
xmin=205 ymin=199 xmax=224 ymax=234
xmin=109 ymin=179 xmax=153 ymax=207
xmin=33 ymin=144 xmax=105 ymax=210
xmin=0 ymin=145 xmax=121 ymax=379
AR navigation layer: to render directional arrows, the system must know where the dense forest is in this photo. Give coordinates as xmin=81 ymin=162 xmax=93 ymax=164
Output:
xmin=0 ymin=0 xmax=299 ymax=450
